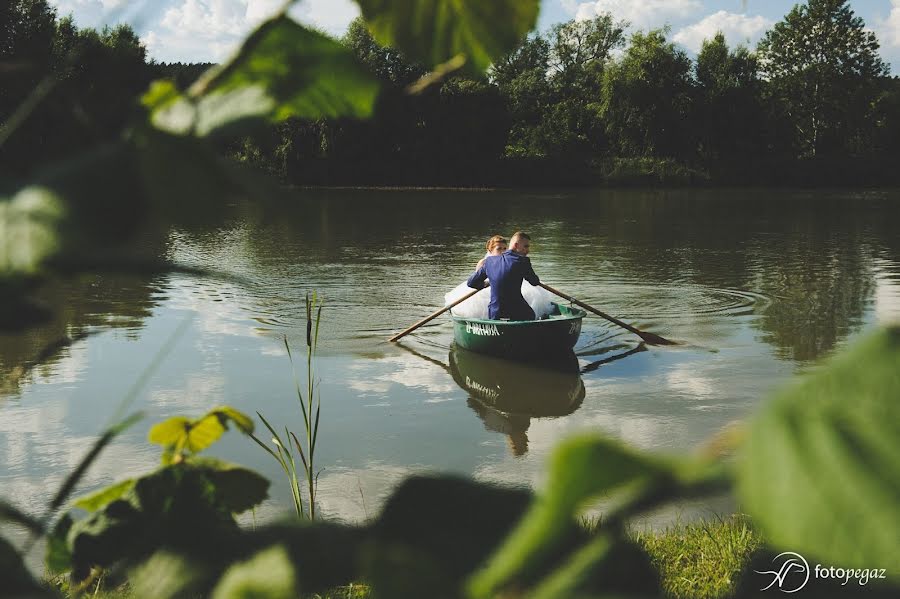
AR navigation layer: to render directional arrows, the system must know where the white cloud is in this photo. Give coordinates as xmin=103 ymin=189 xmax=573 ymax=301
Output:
xmin=673 ymin=11 xmax=772 ymax=52
xmin=574 ymin=0 xmax=701 ymax=29
xmin=141 ymin=0 xmax=358 ymax=63
xmin=295 ymin=0 xmax=359 ymax=33
xmin=879 ymin=0 xmax=900 ymax=47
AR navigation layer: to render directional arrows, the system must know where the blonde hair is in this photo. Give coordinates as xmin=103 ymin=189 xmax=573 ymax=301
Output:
xmin=485 ymin=235 xmax=508 ymax=253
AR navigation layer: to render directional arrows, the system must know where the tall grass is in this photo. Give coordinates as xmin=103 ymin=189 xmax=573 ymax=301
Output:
xmin=251 ymin=292 xmax=324 ymax=519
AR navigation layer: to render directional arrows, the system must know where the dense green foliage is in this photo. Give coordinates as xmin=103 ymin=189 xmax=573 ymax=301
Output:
xmin=4 ymin=0 xmax=900 ymax=187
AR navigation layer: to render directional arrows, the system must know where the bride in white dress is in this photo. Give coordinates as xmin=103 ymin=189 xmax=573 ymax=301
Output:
xmin=445 ymin=235 xmax=553 ymax=319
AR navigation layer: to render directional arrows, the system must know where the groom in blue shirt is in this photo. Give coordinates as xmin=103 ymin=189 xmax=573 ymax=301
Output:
xmin=467 ymin=232 xmax=540 ymax=321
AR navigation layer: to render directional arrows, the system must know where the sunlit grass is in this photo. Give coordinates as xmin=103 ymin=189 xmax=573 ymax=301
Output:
xmin=634 ymin=514 xmax=760 ymax=599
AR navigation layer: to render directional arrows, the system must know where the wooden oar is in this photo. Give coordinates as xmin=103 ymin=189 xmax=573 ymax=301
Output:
xmin=539 ymin=283 xmax=677 ymax=346
xmin=389 ymin=287 xmax=485 ymax=342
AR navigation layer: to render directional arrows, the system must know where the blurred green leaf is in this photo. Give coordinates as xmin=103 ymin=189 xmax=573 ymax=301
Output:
xmin=365 ymin=475 xmax=535 ymax=599
xmin=130 ymin=550 xmax=210 ymax=599
xmin=737 ymin=326 xmax=900 ymax=575
xmin=0 ymin=187 xmax=65 ymax=278
xmin=148 ymin=16 xmax=379 ymax=139
xmin=1 ymin=535 xmax=45 ymax=596
xmin=469 ymin=435 xmax=723 ymax=598
xmin=211 ymin=406 xmax=255 ymax=435
xmin=142 ymin=80 xmax=195 ymax=136
xmin=183 ymin=413 xmax=228 ymax=453
xmin=73 ymin=479 xmax=136 ymax=512
xmin=148 ymin=407 xmax=253 ymax=459
xmin=212 ymin=545 xmax=298 ymax=599
xmin=148 ymin=416 xmax=191 ymax=448
xmin=356 ymin=0 xmax=540 ymax=72
xmin=45 ymin=513 xmax=74 ymax=574
xmin=188 ymin=457 xmax=270 ymax=514
xmin=528 ymin=535 xmax=660 ymax=599
xmin=200 ymin=17 xmax=379 ymax=120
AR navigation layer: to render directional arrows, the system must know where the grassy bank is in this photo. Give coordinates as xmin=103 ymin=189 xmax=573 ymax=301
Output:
xmin=635 ymin=515 xmax=761 ymax=599
xmin=57 ymin=516 xmax=760 ymax=599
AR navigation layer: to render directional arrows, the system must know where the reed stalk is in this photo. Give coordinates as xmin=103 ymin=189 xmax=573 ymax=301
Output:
xmin=252 ymin=292 xmax=323 ymax=519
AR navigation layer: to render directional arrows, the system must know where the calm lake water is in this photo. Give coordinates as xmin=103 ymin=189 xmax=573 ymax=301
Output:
xmin=2 ymin=188 xmax=899 ymax=544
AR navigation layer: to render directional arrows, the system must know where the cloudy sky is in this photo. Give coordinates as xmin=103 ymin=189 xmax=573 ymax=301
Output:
xmin=49 ymin=0 xmax=900 ymax=70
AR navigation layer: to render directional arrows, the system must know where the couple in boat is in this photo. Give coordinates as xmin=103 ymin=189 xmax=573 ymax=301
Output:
xmin=446 ymin=232 xmax=553 ymax=321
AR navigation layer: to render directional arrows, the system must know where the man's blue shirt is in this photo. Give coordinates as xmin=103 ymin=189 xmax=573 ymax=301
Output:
xmin=467 ymin=250 xmax=540 ymax=320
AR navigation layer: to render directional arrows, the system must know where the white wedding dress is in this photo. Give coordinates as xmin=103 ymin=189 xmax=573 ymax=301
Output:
xmin=445 ymin=255 xmax=554 ymax=319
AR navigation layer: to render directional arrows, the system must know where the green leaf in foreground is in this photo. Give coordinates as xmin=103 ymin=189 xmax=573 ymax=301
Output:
xmin=0 ymin=187 xmax=65 ymax=278
xmin=73 ymin=479 xmax=136 ymax=512
xmin=212 ymin=545 xmax=298 ymax=599
xmin=149 ymin=17 xmax=379 ymax=138
xmin=188 ymin=457 xmax=270 ymax=514
xmin=468 ymin=435 xmax=724 ymax=598
xmin=738 ymin=326 xmax=900 ymax=575
xmin=356 ymin=0 xmax=540 ymax=72
xmin=149 ymin=406 xmax=255 ymax=460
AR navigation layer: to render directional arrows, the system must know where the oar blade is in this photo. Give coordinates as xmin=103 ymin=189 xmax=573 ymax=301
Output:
xmin=637 ymin=331 xmax=677 ymax=346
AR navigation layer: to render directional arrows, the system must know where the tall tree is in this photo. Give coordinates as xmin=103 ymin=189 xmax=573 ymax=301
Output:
xmin=548 ymin=13 xmax=627 ymax=85
xmin=601 ymin=29 xmax=694 ymax=159
xmin=695 ymin=33 xmax=765 ymax=163
xmin=757 ymin=0 xmax=889 ymax=158
xmin=0 ymin=0 xmax=57 ymax=119
xmin=491 ymin=35 xmax=552 ymax=156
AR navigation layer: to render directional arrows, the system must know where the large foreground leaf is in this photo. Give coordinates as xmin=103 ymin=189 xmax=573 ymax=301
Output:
xmin=737 ymin=327 xmax=900 ymax=575
xmin=149 ymin=16 xmax=379 ymax=139
xmin=212 ymin=545 xmax=298 ymax=599
xmin=469 ymin=435 xmax=724 ymax=598
xmin=356 ymin=0 xmax=540 ymax=72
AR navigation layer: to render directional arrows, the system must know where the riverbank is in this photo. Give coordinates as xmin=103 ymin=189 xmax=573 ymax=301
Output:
xmin=58 ymin=516 xmax=760 ymax=599
xmin=253 ymin=155 xmax=900 ymax=189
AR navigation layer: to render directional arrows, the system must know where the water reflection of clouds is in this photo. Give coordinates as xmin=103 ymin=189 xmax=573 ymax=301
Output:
xmin=150 ymin=373 xmax=227 ymax=413
xmin=164 ymin=279 xmax=262 ymax=341
xmin=314 ymin=462 xmax=429 ymax=525
xmin=0 ymin=401 xmax=154 ymax=511
xmin=874 ymin=275 xmax=900 ymax=324
xmin=44 ymin=340 xmax=90 ymax=386
xmin=665 ymin=364 xmax=716 ymax=398
xmin=345 ymin=353 xmax=457 ymax=398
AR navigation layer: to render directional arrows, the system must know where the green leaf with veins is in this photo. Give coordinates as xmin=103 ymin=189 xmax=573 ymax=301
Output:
xmin=738 ymin=326 xmax=900 ymax=576
xmin=355 ymin=0 xmax=540 ymax=73
xmin=148 ymin=17 xmax=379 ymax=138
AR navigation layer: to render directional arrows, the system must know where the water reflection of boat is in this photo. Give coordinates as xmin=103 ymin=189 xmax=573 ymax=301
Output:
xmin=449 ymin=345 xmax=585 ymax=456
xmin=451 ymin=302 xmax=586 ymax=359
xmin=449 ymin=346 xmax=586 ymax=417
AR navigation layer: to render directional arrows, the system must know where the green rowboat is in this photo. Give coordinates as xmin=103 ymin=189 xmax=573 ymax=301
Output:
xmin=450 ymin=302 xmax=586 ymax=359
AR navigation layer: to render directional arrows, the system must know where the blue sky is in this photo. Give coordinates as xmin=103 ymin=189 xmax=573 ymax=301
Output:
xmin=49 ymin=0 xmax=900 ymax=71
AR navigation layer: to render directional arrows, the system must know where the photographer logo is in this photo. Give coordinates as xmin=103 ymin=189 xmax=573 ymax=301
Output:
xmin=756 ymin=552 xmax=810 ymax=592
xmin=755 ymin=552 xmax=887 ymax=592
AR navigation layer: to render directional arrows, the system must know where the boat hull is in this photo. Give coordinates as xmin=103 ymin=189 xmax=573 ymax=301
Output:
xmin=450 ymin=303 xmax=585 ymax=359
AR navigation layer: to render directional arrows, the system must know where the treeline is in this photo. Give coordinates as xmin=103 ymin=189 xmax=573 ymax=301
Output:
xmin=0 ymin=0 xmax=210 ymax=179
xmin=243 ymin=1 xmax=900 ymax=187
xmin=3 ymin=0 xmax=900 ymax=187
